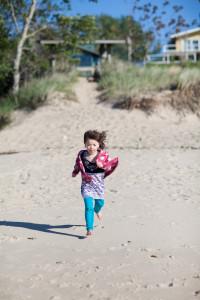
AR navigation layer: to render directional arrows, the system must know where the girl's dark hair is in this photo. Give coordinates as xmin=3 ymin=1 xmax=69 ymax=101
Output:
xmin=84 ymin=130 xmax=107 ymax=149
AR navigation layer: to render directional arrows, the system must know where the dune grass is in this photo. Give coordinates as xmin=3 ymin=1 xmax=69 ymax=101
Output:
xmin=0 ymin=70 xmax=78 ymax=128
xmin=99 ymin=60 xmax=180 ymax=98
xmin=99 ymin=60 xmax=200 ymax=114
xmin=178 ymin=68 xmax=200 ymax=89
xmin=0 ymin=99 xmax=16 ymax=129
xmin=171 ymin=68 xmax=200 ymax=113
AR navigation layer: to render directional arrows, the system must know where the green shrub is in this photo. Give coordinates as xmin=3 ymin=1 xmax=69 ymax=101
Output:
xmin=0 ymin=98 xmax=16 ymax=128
xmin=0 ymin=62 xmax=13 ymax=96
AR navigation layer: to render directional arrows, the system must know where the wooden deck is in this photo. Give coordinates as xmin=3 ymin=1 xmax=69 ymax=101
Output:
xmin=147 ymin=50 xmax=200 ymax=63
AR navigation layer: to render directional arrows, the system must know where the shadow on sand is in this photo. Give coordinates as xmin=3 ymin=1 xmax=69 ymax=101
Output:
xmin=0 ymin=221 xmax=86 ymax=239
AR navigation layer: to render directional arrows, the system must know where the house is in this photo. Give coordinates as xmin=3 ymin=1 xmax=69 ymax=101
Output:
xmin=147 ymin=27 xmax=200 ymax=63
xmin=40 ymin=39 xmax=131 ymax=70
xmin=72 ymin=45 xmax=101 ymax=70
xmin=72 ymin=45 xmax=101 ymax=67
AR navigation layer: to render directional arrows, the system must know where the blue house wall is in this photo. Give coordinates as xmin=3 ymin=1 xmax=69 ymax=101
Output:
xmin=73 ymin=53 xmax=100 ymax=67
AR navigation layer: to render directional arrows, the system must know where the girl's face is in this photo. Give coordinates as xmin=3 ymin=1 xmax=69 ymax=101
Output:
xmin=85 ymin=139 xmax=100 ymax=155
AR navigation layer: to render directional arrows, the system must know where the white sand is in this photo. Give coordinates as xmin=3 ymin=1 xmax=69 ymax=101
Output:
xmin=0 ymin=78 xmax=200 ymax=300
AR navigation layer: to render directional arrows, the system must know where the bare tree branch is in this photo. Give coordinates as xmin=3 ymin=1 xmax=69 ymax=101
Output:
xmin=13 ymin=0 xmax=37 ymax=94
xmin=7 ymin=0 xmax=20 ymax=33
xmin=26 ymin=25 xmax=47 ymax=38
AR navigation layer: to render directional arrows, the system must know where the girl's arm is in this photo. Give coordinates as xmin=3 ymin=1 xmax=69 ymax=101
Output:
xmin=72 ymin=165 xmax=79 ymax=177
xmin=96 ymin=150 xmax=119 ymax=177
xmin=96 ymin=151 xmax=110 ymax=169
xmin=72 ymin=153 xmax=81 ymax=177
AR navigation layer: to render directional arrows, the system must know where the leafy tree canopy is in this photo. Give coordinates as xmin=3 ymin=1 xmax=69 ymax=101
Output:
xmin=96 ymin=15 xmax=149 ymax=61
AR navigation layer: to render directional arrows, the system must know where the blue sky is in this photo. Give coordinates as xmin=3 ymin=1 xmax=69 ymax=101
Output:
xmin=70 ymin=0 xmax=134 ymax=16
xmin=71 ymin=0 xmax=200 ymax=19
xmin=69 ymin=0 xmax=200 ymax=42
xmin=69 ymin=0 xmax=199 ymax=21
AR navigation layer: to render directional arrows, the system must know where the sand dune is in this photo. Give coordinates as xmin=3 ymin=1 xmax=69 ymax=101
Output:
xmin=0 ymin=78 xmax=200 ymax=300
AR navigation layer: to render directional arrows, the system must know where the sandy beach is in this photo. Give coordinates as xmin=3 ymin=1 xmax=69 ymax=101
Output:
xmin=0 ymin=78 xmax=200 ymax=300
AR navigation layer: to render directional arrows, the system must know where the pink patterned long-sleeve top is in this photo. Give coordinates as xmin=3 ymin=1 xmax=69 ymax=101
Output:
xmin=72 ymin=149 xmax=118 ymax=199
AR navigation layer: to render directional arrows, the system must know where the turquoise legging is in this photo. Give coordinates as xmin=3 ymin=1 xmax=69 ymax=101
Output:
xmin=84 ymin=196 xmax=104 ymax=230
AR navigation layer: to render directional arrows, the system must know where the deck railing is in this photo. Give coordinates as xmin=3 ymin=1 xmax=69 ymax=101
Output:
xmin=163 ymin=42 xmax=200 ymax=52
xmin=163 ymin=44 xmax=176 ymax=52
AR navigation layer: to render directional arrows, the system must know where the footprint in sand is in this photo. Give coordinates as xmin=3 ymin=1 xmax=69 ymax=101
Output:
xmin=29 ymin=273 xmax=43 ymax=281
xmin=0 ymin=235 xmax=20 ymax=242
xmin=49 ymin=296 xmax=61 ymax=300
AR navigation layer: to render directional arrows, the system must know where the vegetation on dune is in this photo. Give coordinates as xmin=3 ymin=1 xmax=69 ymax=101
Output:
xmin=0 ymin=70 xmax=78 ymax=128
xmin=0 ymin=1 xmax=95 ymax=129
xmin=99 ymin=60 xmax=180 ymax=98
xmin=99 ymin=60 xmax=200 ymax=115
xmin=0 ymin=0 xmax=199 ymax=129
xmin=171 ymin=68 xmax=200 ymax=114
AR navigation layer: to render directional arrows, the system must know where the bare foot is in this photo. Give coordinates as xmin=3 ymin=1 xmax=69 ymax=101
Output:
xmin=96 ymin=212 xmax=102 ymax=221
xmin=86 ymin=230 xmax=92 ymax=236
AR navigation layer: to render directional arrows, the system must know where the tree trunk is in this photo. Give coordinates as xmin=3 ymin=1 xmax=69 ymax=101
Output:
xmin=13 ymin=38 xmax=25 ymax=95
xmin=127 ymin=36 xmax=132 ymax=62
xmin=13 ymin=0 xmax=37 ymax=95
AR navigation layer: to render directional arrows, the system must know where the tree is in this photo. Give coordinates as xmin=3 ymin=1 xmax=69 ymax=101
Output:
xmin=96 ymin=15 xmax=147 ymax=61
xmin=0 ymin=16 xmax=13 ymax=96
xmin=0 ymin=0 xmax=97 ymax=95
xmin=1 ymin=1 xmax=44 ymax=94
xmin=96 ymin=15 xmax=120 ymax=40
xmin=57 ymin=15 xmax=97 ymax=53
xmin=118 ymin=16 xmax=148 ymax=61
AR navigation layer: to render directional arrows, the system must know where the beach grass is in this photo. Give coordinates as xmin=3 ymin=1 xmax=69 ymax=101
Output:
xmin=99 ymin=60 xmax=200 ymax=114
xmin=0 ymin=70 xmax=78 ymax=128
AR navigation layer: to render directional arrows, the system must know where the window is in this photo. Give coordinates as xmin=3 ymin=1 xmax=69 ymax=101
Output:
xmin=193 ymin=40 xmax=199 ymax=50
xmin=186 ymin=40 xmax=191 ymax=51
xmin=185 ymin=39 xmax=200 ymax=51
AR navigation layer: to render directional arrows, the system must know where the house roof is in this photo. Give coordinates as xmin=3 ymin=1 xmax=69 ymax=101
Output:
xmin=170 ymin=27 xmax=200 ymax=39
xmin=78 ymin=46 xmax=100 ymax=57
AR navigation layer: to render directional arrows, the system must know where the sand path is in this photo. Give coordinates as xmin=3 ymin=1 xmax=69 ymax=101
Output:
xmin=0 ymin=78 xmax=200 ymax=300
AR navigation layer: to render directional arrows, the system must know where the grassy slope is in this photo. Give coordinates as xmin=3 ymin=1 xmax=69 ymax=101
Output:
xmin=0 ymin=71 xmax=78 ymax=129
xmin=99 ymin=60 xmax=200 ymax=114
